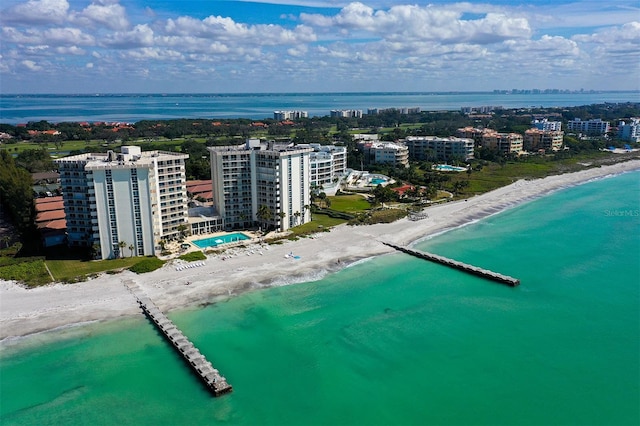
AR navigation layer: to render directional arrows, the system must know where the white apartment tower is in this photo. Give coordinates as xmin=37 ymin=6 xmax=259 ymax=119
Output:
xmin=298 ymin=144 xmax=347 ymax=187
xmin=209 ymin=140 xmax=313 ymax=232
xmin=618 ymin=118 xmax=640 ymax=143
xmin=56 ymin=146 xmax=189 ymax=259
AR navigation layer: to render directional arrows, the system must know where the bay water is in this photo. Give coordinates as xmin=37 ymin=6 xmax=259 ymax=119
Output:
xmin=1 ymin=91 xmax=638 ymax=124
xmin=1 ymin=171 xmax=639 ymax=425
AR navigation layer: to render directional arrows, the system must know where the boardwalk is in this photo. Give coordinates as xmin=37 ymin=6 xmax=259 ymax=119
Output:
xmin=383 ymin=242 xmax=520 ymax=287
xmin=123 ymin=280 xmax=232 ymax=396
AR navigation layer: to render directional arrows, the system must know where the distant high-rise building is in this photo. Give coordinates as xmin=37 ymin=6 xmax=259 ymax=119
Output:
xmin=55 ymin=146 xmax=189 ymax=259
xmin=330 ymin=109 xmax=363 ymax=118
xmin=274 ymin=110 xmax=308 ymax=120
xmin=209 ymin=140 xmax=313 ymax=232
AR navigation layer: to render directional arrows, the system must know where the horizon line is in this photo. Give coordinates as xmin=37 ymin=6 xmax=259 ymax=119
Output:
xmin=3 ymin=89 xmax=639 ymax=97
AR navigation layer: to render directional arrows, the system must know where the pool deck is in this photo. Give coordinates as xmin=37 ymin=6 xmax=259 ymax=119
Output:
xmin=160 ymin=231 xmax=260 ymax=259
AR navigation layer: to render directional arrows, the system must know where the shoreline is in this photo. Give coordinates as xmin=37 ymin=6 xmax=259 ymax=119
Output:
xmin=1 ymin=160 xmax=639 ymax=344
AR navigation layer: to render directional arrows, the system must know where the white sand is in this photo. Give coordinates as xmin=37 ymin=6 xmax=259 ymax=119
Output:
xmin=1 ymin=160 xmax=639 ymax=342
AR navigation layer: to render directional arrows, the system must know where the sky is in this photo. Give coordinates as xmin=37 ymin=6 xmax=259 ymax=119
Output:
xmin=1 ymin=0 xmax=639 ymax=93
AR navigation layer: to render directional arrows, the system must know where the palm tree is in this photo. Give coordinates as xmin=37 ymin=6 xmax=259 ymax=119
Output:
xmin=304 ymin=204 xmax=312 ymax=222
xmin=128 ymin=244 xmax=135 ymax=258
xmin=257 ymin=205 xmax=273 ymax=231
xmin=1 ymin=236 xmax=10 ymax=249
xmin=91 ymin=242 xmax=101 ymax=259
xmin=293 ymin=211 xmax=301 ymax=225
xmin=118 ymin=241 xmax=127 ymax=258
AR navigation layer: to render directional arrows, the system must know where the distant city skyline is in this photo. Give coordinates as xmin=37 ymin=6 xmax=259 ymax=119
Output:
xmin=1 ymin=0 xmax=639 ymax=94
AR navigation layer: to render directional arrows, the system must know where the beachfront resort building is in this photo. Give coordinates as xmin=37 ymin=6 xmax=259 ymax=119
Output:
xmin=297 ymin=144 xmax=347 ymax=187
xmin=567 ymin=118 xmax=610 ymax=136
xmin=524 ymin=129 xmax=565 ymax=152
xmin=356 ymin=140 xmax=409 ymax=168
xmin=55 ymin=146 xmax=189 ymax=259
xmin=481 ymin=131 xmax=524 ymax=155
xmin=209 ymin=139 xmax=313 ymax=232
xmin=617 ymin=118 xmax=640 ymax=143
xmin=403 ymin=136 xmax=475 ymax=162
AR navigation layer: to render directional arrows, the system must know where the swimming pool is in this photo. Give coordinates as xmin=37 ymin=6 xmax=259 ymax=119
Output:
xmin=370 ymin=178 xmax=387 ymax=185
xmin=434 ymin=164 xmax=467 ymax=172
xmin=192 ymin=233 xmax=251 ymax=248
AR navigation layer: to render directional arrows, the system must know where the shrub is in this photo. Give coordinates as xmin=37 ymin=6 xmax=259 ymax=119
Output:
xmin=129 ymin=257 xmax=165 ymax=274
xmin=178 ymin=251 xmax=206 ymax=262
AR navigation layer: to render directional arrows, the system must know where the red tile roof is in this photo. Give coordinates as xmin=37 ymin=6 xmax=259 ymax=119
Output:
xmin=38 ymin=219 xmax=67 ymax=231
xmin=187 ymin=184 xmax=212 ymax=194
xmin=35 ymin=196 xmax=64 ymax=205
xmin=36 ymin=210 xmax=66 ymax=223
xmin=35 ymin=201 xmax=64 ymax=212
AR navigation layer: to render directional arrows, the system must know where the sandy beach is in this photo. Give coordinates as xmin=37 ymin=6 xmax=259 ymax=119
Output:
xmin=1 ymin=160 xmax=639 ymax=342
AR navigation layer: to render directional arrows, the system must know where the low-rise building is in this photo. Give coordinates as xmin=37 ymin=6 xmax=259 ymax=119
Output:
xmin=524 ymin=129 xmax=564 ymax=152
xmin=567 ymin=118 xmax=610 ymax=136
xmin=404 ymin=136 xmax=474 ymax=161
xmin=357 ymin=141 xmax=409 ymax=168
xmin=481 ymin=131 xmax=524 ymax=155
xmin=531 ymin=119 xmax=562 ymax=131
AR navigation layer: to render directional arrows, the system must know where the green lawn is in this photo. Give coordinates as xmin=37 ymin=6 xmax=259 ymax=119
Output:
xmin=289 ymin=213 xmax=346 ymax=236
xmin=46 ymin=257 xmax=141 ymax=282
xmin=327 ymin=194 xmax=371 ymax=212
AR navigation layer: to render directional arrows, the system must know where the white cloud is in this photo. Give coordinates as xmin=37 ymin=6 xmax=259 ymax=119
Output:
xmin=0 ymin=0 xmax=638 ymax=92
xmin=302 ymin=3 xmax=531 ymax=44
xmin=1 ymin=0 xmax=69 ymax=25
xmin=45 ymin=27 xmax=95 ymax=45
xmin=70 ymin=0 xmax=129 ymax=31
xmin=103 ymin=24 xmax=154 ymax=48
xmin=21 ymin=59 xmax=42 ymax=70
xmin=56 ymin=45 xmax=86 ymax=55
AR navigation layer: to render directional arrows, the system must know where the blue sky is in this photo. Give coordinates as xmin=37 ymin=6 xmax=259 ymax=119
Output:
xmin=1 ymin=0 xmax=639 ymax=93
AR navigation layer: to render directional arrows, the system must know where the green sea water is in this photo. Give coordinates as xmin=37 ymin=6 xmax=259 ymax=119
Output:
xmin=1 ymin=171 xmax=639 ymax=426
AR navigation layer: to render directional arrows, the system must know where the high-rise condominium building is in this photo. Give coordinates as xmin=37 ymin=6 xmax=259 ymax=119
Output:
xmin=209 ymin=139 xmax=313 ymax=232
xmin=55 ymin=146 xmax=188 ymax=259
xmin=297 ymin=144 xmax=347 ymax=187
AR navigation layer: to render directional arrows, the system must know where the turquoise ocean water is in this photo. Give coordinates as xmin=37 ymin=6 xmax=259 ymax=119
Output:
xmin=1 ymin=171 xmax=639 ymax=425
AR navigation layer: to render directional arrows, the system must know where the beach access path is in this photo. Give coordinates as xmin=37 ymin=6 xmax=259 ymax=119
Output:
xmin=1 ymin=160 xmax=639 ymax=341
